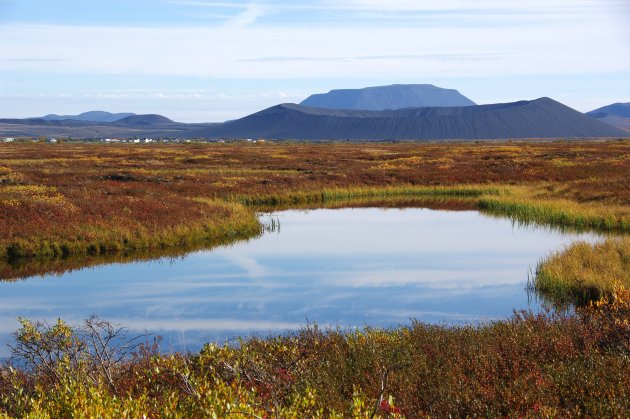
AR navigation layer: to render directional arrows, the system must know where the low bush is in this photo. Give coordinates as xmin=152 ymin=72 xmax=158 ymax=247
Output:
xmin=1 ymin=289 xmax=628 ymax=417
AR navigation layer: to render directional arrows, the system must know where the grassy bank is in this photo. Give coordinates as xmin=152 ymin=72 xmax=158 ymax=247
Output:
xmin=235 ymin=184 xmax=501 ymax=206
xmin=535 ymin=237 xmax=630 ymax=304
xmin=478 ymin=188 xmax=630 ymax=233
xmin=2 ymin=183 xmax=627 ymax=262
xmin=0 ymin=199 xmax=261 ymax=261
xmin=1 ymin=289 xmax=628 ymax=417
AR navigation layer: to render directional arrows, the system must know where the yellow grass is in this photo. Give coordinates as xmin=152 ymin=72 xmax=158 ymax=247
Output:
xmin=536 ymin=237 xmax=630 ymax=304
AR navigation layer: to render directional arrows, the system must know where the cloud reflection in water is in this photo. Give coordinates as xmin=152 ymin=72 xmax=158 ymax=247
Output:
xmin=0 ymin=208 xmax=599 ymax=354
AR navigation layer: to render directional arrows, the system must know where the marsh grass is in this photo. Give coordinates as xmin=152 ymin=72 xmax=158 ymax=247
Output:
xmin=0 ymin=200 xmax=261 ymax=261
xmin=478 ymin=193 xmax=630 ymax=233
xmin=254 ymin=196 xmax=481 ymax=213
xmin=535 ymin=237 xmax=630 ymax=305
xmin=236 ymin=184 xmax=501 ymax=206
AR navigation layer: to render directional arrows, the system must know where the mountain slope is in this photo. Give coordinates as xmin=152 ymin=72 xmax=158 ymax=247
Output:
xmin=3 ymin=99 xmax=626 ymax=140
xmin=113 ymin=114 xmax=174 ymax=126
xmin=586 ymin=103 xmax=630 ymax=133
xmin=300 ymin=84 xmax=476 ymax=110
xmin=587 ymin=103 xmax=630 ymax=118
xmin=193 ymin=98 xmax=625 ymax=140
xmin=41 ymin=111 xmax=136 ymax=123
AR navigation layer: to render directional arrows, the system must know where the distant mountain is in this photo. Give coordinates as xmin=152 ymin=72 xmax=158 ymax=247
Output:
xmin=587 ymin=103 xmax=630 ymax=118
xmin=586 ymin=103 xmax=630 ymax=133
xmin=300 ymin=84 xmax=476 ymax=110
xmin=3 ymin=99 xmax=625 ymax=140
xmin=193 ymin=98 xmax=625 ymax=140
xmin=0 ymin=113 xmax=189 ymax=138
xmin=41 ymin=111 xmax=136 ymax=123
xmin=113 ymin=114 xmax=174 ymax=126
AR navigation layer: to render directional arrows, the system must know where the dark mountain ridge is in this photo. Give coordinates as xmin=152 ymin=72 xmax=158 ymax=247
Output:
xmin=1 ymin=98 xmax=626 ymax=140
xmin=193 ymin=97 xmax=624 ymax=140
xmin=300 ymin=84 xmax=476 ymax=110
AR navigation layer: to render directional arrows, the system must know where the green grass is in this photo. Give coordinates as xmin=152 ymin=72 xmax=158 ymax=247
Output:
xmin=478 ymin=197 xmax=630 ymax=233
xmin=234 ymin=184 xmax=501 ymax=207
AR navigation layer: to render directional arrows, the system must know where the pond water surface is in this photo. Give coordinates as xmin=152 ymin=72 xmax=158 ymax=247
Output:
xmin=0 ymin=208 xmax=599 ymax=357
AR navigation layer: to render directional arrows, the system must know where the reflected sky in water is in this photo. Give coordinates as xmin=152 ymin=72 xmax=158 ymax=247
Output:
xmin=0 ymin=208 xmax=599 ymax=357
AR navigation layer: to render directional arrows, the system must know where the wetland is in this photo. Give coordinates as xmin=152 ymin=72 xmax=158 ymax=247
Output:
xmin=0 ymin=207 xmax=600 ymax=357
xmin=0 ymin=140 xmax=628 ymax=417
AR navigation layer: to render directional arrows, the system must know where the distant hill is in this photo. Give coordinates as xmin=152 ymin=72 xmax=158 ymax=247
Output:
xmin=586 ymin=103 xmax=630 ymax=133
xmin=300 ymin=84 xmax=476 ymax=110
xmin=192 ymin=97 xmax=625 ymax=140
xmin=587 ymin=103 xmax=630 ymax=118
xmin=0 ymin=113 xmax=190 ymax=138
xmin=113 ymin=114 xmax=174 ymax=126
xmin=41 ymin=111 xmax=136 ymax=123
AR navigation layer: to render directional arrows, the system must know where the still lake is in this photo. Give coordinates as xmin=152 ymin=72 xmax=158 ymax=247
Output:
xmin=0 ymin=207 xmax=599 ymax=357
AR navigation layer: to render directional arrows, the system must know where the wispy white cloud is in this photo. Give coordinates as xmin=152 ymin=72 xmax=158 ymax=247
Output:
xmin=166 ymin=0 xmax=629 ymax=17
xmin=326 ymin=0 xmax=620 ymax=12
xmin=166 ymin=1 xmax=245 ymax=8
xmin=239 ymin=53 xmax=509 ymax=63
xmin=1 ymin=20 xmax=627 ymax=79
xmin=0 ymin=91 xmax=303 ymax=100
xmin=0 ymin=89 xmax=310 ymax=121
xmin=0 ymin=58 xmax=66 ymax=62
xmin=224 ymin=2 xmax=268 ymax=27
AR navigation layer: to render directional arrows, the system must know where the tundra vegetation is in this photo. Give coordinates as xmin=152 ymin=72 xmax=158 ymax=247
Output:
xmin=0 ymin=140 xmax=628 ymax=417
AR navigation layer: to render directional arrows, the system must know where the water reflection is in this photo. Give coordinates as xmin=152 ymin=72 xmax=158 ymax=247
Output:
xmin=0 ymin=208 xmax=599 ymax=357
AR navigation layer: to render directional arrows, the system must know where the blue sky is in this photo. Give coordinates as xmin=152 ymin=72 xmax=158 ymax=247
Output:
xmin=0 ymin=0 xmax=628 ymax=122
